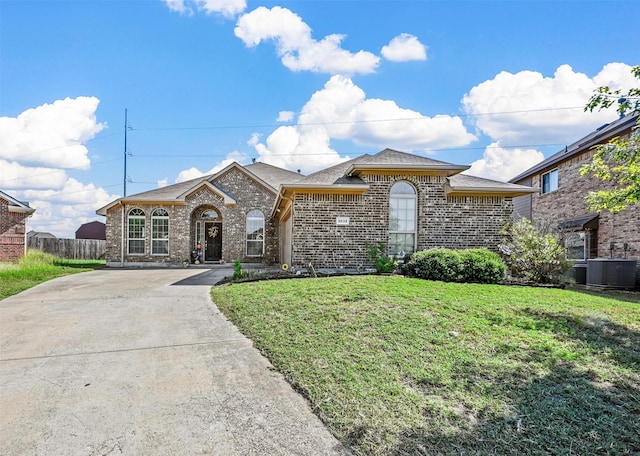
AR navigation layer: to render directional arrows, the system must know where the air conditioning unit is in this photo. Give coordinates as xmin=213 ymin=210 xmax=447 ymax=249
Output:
xmin=586 ymin=259 xmax=637 ymax=289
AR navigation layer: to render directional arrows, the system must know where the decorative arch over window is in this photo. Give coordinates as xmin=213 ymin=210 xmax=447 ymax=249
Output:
xmin=151 ymin=208 xmax=169 ymax=255
xmin=389 ymin=181 xmax=416 ymax=257
xmin=246 ymin=209 xmax=264 ymax=257
xmin=128 ymin=208 xmax=145 ymax=255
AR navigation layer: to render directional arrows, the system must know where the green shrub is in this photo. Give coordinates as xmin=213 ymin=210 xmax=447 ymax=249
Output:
xmin=402 ymin=248 xmax=462 ymax=282
xmin=401 ymin=248 xmax=506 ymax=284
xmin=499 ymin=218 xmax=568 ymax=284
xmin=367 ymin=242 xmax=398 ymax=273
xmin=458 ymin=248 xmax=507 ymax=283
xmin=232 ymin=259 xmax=244 ymax=279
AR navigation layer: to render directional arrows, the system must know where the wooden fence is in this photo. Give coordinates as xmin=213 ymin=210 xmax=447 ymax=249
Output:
xmin=27 ymin=238 xmax=106 ymax=260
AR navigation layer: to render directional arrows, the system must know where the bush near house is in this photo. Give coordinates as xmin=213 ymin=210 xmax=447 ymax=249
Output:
xmin=499 ymin=218 xmax=568 ymax=284
xmin=401 ymin=248 xmax=506 ymax=284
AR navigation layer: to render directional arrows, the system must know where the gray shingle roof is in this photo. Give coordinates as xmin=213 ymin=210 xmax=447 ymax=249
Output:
xmin=296 ymin=156 xmax=368 ymax=185
xmin=510 ymin=113 xmax=639 ymax=183
xmin=448 ymin=174 xmax=536 ymax=194
xmin=245 ymin=162 xmax=304 ymax=189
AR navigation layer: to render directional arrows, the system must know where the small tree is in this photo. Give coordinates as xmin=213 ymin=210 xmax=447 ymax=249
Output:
xmin=581 ymin=65 xmax=640 ymax=213
xmin=499 ymin=218 xmax=567 ymax=284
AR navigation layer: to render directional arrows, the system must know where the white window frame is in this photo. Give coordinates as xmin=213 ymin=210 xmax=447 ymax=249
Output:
xmin=246 ymin=209 xmax=264 ymax=257
xmin=127 ymin=208 xmax=145 ymax=255
xmin=151 ymin=208 xmax=169 ymax=255
xmin=389 ymin=181 xmax=417 ymax=257
xmin=541 ymin=169 xmax=558 ymax=194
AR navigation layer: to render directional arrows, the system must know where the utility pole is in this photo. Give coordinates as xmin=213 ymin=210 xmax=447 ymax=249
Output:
xmin=123 ymin=108 xmax=128 ymax=196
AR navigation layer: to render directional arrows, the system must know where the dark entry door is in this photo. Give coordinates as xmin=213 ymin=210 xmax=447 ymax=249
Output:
xmin=204 ymin=222 xmax=222 ymax=261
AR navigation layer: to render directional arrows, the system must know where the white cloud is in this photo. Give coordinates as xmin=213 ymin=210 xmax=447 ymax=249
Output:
xmin=0 ymin=159 xmax=68 ymax=190
xmin=15 ymin=178 xmax=118 ymax=238
xmin=0 ymin=98 xmax=118 ymax=238
xmin=157 ymin=178 xmax=169 ymax=188
xmin=247 ymin=133 xmax=261 ymax=146
xmin=381 ymin=33 xmax=427 ymax=62
xmin=464 ymin=142 xmax=544 ymax=182
xmin=277 ymin=111 xmax=295 ymax=122
xmin=163 ymin=0 xmax=246 ymax=17
xmin=462 ymin=63 xmax=637 ymax=145
xmin=252 ymin=75 xmax=476 ymax=173
xmin=164 ymin=0 xmax=189 ymax=14
xmin=175 ymin=151 xmax=247 ymax=182
xmin=234 ymin=6 xmax=380 ymax=75
xmin=0 ymin=96 xmax=105 ymax=170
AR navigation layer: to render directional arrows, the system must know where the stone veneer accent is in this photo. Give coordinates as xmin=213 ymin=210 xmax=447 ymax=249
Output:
xmin=104 ymin=168 xmax=280 ymax=266
xmin=0 ymin=197 xmax=30 ymax=261
xmin=289 ymin=173 xmax=513 ymax=269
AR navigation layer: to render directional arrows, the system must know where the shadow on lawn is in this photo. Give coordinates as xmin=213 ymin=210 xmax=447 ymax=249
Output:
xmin=387 ymin=310 xmax=640 ymax=456
xmin=566 ymin=285 xmax=640 ymax=305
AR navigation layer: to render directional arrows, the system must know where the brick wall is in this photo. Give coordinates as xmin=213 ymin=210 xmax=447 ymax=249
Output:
xmin=289 ymin=173 xmax=513 ymax=269
xmin=528 ymin=148 xmax=640 ymax=282
xmin=0 ymin=197 xmax=29 ymax=261
xmin=104 ymin=169 xmax=280 ymax=266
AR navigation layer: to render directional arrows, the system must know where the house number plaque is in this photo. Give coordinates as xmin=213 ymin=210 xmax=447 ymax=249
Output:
xmin=336 ymin=217 xmax=350 ymax=226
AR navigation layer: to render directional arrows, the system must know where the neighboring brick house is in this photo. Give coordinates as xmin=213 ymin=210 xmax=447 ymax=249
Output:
xmin=0 ymin=190 xmax=35 ymax=261
xmin=510 ymin=113 xmax=639 ymax=284
xmin=98 ymin=149 xmax=533 ymax=268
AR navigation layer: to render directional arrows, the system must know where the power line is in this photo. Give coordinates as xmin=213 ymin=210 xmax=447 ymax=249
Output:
xmin=130 ymin=106 xmax=586 ymax=132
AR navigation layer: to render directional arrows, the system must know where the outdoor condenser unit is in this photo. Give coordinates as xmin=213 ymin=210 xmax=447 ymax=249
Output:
xmin=586 ymin=259 xmax=637 ymax=289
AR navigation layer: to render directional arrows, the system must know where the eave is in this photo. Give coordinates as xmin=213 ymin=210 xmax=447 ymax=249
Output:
xmin=271 ymin=183 xmax=370 ymax=218
xmin=8 ymin=206 xmax=35 ymax=214
xmin=444 ymin=184 xmax=537 ymax=197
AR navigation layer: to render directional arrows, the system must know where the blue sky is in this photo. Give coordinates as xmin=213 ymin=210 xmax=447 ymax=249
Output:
xmin=1 ymin=0 xmax=639 ymax=237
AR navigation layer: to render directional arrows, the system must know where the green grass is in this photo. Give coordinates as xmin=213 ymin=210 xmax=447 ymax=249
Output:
xmin=0 ymin=250 xmax=104 ymax=300
xmin=211 ymin=276 xmax=640 ymax=455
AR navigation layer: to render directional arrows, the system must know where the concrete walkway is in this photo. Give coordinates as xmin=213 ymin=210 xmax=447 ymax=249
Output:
xmin=0 ymin=268 xmax=349 ymax=455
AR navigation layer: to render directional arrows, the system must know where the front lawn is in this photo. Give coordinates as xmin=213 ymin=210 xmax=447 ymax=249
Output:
xmin=0 ymin=250 xmax=104 ymax=300
xmin=211 ymin=276 xmax=640 ymax=455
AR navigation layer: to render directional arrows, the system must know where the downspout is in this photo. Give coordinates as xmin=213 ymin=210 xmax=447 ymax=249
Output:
xmin=120 ymin=201 xmax=125 ymax=268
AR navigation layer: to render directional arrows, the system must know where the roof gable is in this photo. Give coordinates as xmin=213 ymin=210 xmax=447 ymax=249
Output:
xmin=0 ymin=190 xmax=35 ymax=214
xmin=346 ymin=148 xmax=469 ymax=176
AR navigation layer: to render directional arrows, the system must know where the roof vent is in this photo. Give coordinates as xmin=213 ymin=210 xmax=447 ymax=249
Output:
xmin=596 ymin=123 xmax=609 ymax=131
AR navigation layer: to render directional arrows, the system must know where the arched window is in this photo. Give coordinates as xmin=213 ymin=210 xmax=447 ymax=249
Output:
xmin=201 ymin=209 xmax=219 ymax=219
xmin=127 ymin=208 xmax=145 ymax=254
xmin=246 ymin=209 xmax=264 ymax=257
xmin=151 ymin=208 xmax=169 ymax=255
xmin=389 ymin=182 xmax=416 ymax=257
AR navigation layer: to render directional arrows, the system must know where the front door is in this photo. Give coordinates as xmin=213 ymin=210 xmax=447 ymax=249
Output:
xmin=204 ymin=222 xmax=222 ymax=261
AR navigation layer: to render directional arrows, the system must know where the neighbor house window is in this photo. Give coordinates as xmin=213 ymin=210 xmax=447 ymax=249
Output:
xmin=389 ymin=181 xmax=416 ymax=257
xmin=128 ymin=208 xmax=145 ymax=254
xmin=246 ymin=209 xmax=264 ymax=256
xmin=541 ymin=169 xmax=558 ymax=194
xmin=151 ymin=208 xmax=169 ymax=255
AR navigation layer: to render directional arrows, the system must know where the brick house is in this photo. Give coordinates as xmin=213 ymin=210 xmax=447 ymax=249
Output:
xmin=97 ymin=149 xmax=534 ymax=268
xmin=510 ymin=113 xmax=639 ymax=285
xmin=0 ymin=190 xmax=36 ymax=261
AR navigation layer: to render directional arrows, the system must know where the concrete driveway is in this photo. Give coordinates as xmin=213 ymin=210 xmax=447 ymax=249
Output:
xmin=0 ymin=268 xmax=348 ymax=455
